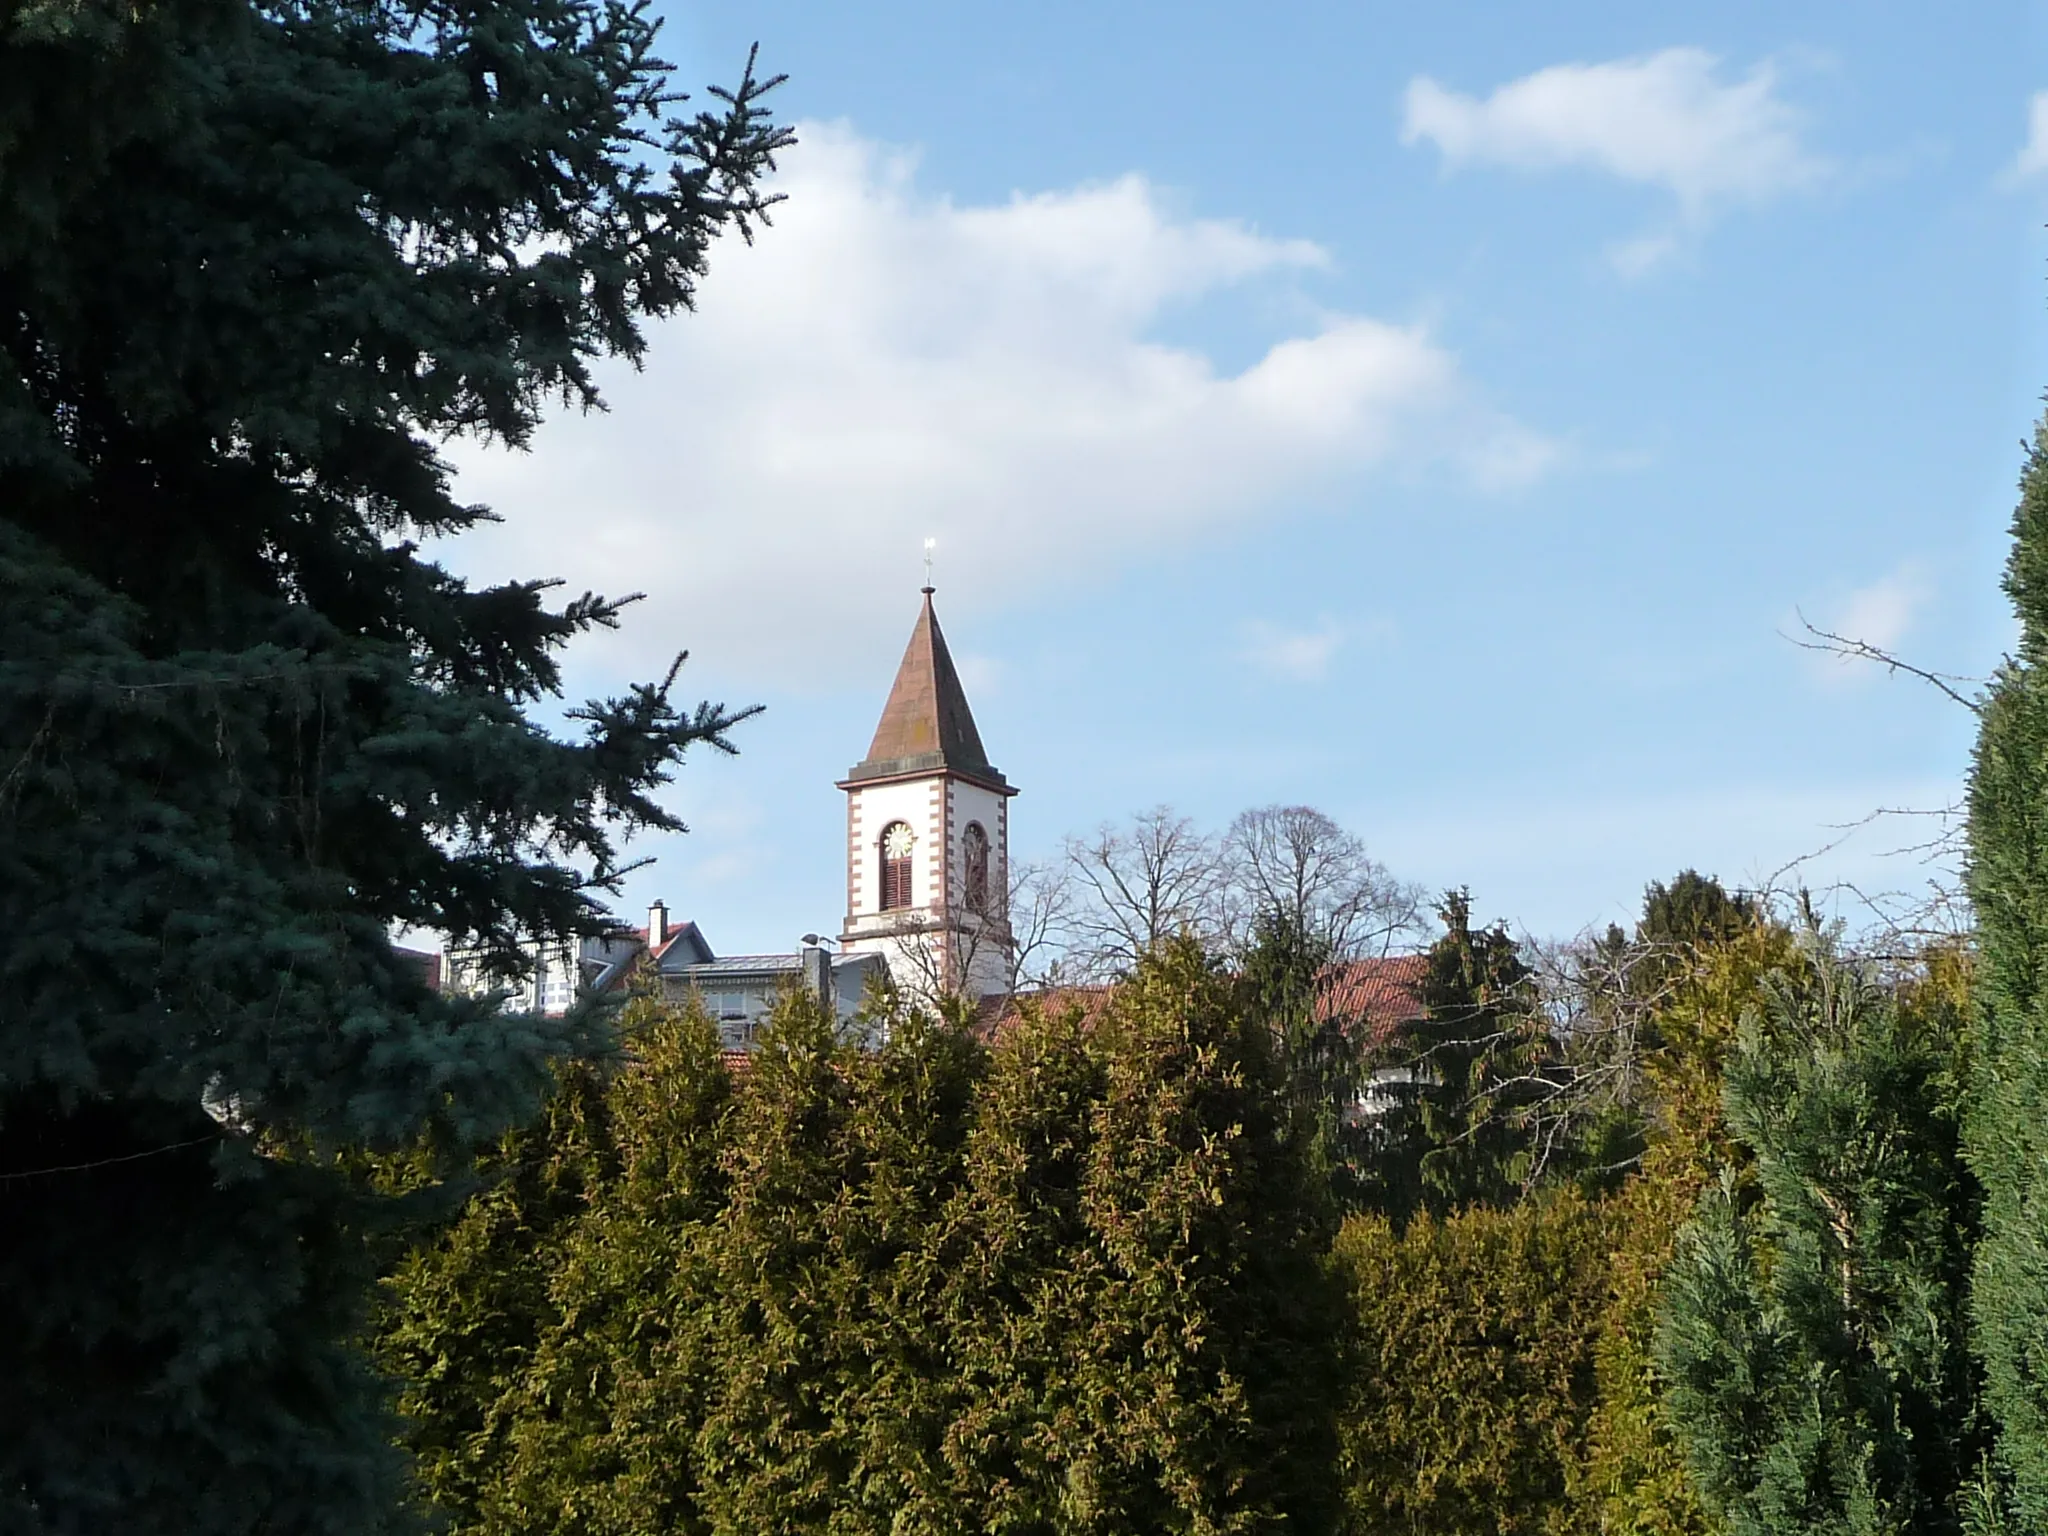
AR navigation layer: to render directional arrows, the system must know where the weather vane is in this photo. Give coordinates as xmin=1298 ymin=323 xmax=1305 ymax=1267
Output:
xmin=923 ymin=537 xmax=936 ymax=593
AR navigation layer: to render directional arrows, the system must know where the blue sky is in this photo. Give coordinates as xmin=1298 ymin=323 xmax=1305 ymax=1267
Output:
xmin=446 ymin=2 xmax=2048 ymax=951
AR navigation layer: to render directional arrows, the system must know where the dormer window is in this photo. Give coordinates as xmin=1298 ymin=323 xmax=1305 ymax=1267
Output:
xmin=963 ymin=822 xmax=990 ymax=912
xmin=880 ymin=822 xmax=915 ymax=910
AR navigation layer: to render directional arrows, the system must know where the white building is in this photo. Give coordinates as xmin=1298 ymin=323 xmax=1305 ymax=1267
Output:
xmin=838 ymin=586 xmax=1017 ymax=1002
xmin=631 ymin=903 xmax=887 ymax=1047
xmin=437 ymin=586 xmax=1017 ymax=1033
xmin=443 ymin=906 xmax=887 ymax=1043
xmin=441 ymin=931 xmax=640 ymax=1017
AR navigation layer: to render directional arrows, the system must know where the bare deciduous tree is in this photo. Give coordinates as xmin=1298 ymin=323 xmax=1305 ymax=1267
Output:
xmin=1776 ymin=611 xmax=1980 ymax=950
xmin=878 ymin=853 xmax=1078 ymax=1007
xmin=1006 ymin=856 xmax=1077 ymax=993
xmin=1220 ymin=804 xmax=1425 ymax=958
xmin=1515 ymin=926 xmax=1694 ymax=1184
xmin=1062 ymin=806 xmax=1224 ymax=978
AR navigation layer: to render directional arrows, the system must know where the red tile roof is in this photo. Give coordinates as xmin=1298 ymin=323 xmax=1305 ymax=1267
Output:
xmin=973 ymin=983 xmax=1115 ymax=1037
xmin=841 ymin=591 xmax=1008 ymax=790
xmin=1318 ymin=954 xmax=1430 ymax=1047
xmin=619 ymin=920 xmax=708 ymax=964
xmin=979 ymin=955 xmax=1427 ymax=1047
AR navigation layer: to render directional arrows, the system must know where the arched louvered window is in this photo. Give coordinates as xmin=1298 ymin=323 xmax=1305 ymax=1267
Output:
xmin=880 ymin=821 xmax=915 ymax=911
xmin=963 ymin=822 xmax=990 ymax=912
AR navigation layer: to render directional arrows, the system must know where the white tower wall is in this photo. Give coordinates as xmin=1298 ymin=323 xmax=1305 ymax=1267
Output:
xmin=837 ymin=591 xmax=1016 ymax=1003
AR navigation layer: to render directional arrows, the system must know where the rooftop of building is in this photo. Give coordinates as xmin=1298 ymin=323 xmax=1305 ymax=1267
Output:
xmin=681 ymin=951 xmax=882 ymax=979
xmin=977 ymin=953 xmax=1429 ymax=1047
xmin=841 ymin=588 xmax=1011 ymax=794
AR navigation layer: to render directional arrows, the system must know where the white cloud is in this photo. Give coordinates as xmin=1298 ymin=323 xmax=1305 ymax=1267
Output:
xmin=1606 ymin=230 xmax=1683 ymax=279
xmin=2009 ymin=91 xmax=2048 ymax=182
xmin=1402 ymin=48 xmax=1826 ymax=271
xmin=1837 ymin=566 xmax=1930 ymax=653
xmin=1241 ymin=618 xmax=1346 ymax=682
xmin=1803 ymin=563 xmax=1934 ymax=684
xmin=442 ymin=122 xmax=1554 ymax=687
xmin=952 ymin=650 xmax=1004 ymax=699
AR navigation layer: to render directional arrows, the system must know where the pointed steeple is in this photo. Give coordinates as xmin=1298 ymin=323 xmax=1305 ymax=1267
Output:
xmin=842 ymin=589 xmax=1010 ymax=793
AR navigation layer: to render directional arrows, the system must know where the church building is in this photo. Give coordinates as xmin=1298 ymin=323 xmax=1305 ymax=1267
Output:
xmin=837 ymin=584 xmax=1017 ymax=1001
xmin=436 ymin=586 xmax=1018 ymax=1032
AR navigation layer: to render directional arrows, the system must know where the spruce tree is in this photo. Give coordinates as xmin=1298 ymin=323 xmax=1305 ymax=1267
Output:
xmin=0 ymin=0 xmax=786 ymax=1525
xmin=1640 ymin=871 xmax=1761 ymax=956
xmin=1965 ymin=410 xmax=2048 ymax=1529
xmin=1240 ymin=909 xmax=1366 ymax=1213
xmin=1361 ymin=890 xmax=1552 ymax=1222
xmin=1656 ymin=945 xmax=1982 ymax=1536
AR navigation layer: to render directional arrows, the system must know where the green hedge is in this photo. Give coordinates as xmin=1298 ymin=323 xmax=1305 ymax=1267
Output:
xmin=1335 ymin=1193 xmax=1615 ymax=1536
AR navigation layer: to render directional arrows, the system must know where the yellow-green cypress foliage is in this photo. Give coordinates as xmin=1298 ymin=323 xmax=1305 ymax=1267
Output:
xmin=692 ymin=987 xmax=865 ymax=1531
xmin=378 ymin=1056 xmax=622 ymax=1529
xmin=1578 ymin=921 xmax=1801 ymax=1536
xmin=377 ymin=993 xmax=734 ymax=1536
xmin=383 ymin=956 xmax=1349 ymax=1536
xmin=941 ymin=994 xmax=1107 ymax=1532
xmin=820 ymin=1003 xmax=986 ymax=1534
xmin=1336 ymin=1192 xmax=1616 ymax=1536
xmin=694 ymin=988 xmax=985 ymax=1536
xmin=1071 ymin=939 xmax=1347 ymax=1533
xmin=950 ymin=940 xmax=1348 ymax=1534
xmin=489 ymin=996 xmax=734 ymax=1535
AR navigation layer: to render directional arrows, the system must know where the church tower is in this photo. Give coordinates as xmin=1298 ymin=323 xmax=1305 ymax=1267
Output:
xmin=839 ymin=588 xmax=1016 ymax=1000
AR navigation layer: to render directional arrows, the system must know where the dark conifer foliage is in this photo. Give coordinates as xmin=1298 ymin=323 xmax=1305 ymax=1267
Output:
xmin=1361 ymin=890 xmax=1553 ymax=1223
xmin=1966 ymin=412 xmax=2048 ymax=1530
xmin=0 ymin=0 xmax=787 ymax=1524
xmin=1657 ymin=947 xmax=1983 ymax=1536
xmin=1639 ymin=870 xmax=1760 ymax=954
xmin=1239 ymin=909 xmax=1369 ymax=1215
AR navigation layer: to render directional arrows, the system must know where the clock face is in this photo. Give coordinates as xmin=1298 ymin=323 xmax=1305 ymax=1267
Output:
xmin=883 ymin=824 xmax=916 ymax=859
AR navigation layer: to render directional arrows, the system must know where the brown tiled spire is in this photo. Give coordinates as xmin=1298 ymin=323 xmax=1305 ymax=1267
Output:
xmin=842 ymin=589 xmax=1010 ymax=792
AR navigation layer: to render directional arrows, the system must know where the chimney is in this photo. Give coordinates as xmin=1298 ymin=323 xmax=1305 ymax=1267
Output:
xmin=801 ymin=936 xmax=833 ymax=1012
xmin=647 ymin=900 xmax=668 ymax=948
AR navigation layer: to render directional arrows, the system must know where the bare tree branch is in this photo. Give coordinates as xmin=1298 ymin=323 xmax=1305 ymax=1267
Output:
xmin=1761 ymin=798 xmax=1969 ymax=956
xmin=1062 ymin=806 xmax=1224 ymax=977
xmin=1220 ymin=804 xmax=1426 ymax=958
xmin=1006 ymin=857 xmax=1077 ymax=993
xmin=1787 ymin=611 xmax=1984 ymax=713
